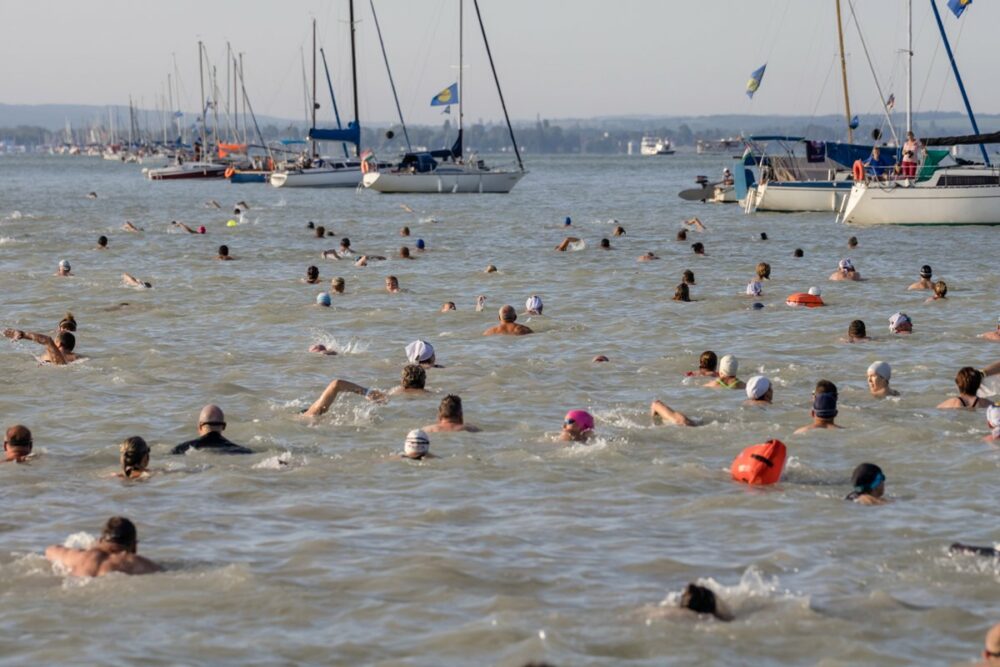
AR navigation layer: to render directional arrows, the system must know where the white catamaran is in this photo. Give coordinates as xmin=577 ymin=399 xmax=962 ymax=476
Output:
xmin=362 ymin=0 xmax=526 ymax=194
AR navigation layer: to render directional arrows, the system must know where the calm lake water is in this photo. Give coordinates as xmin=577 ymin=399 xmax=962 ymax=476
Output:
xmin=0 ymin=153 xmax=998 ymax=666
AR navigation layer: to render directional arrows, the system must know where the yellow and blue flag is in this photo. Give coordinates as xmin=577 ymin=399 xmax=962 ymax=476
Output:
xmin=746 ymin=64 xmax=766 ymax=99
xmin=431 ymin=83 xmax=459 ymax=107
xmin=948 ymin=0 xmax=971 ymax=18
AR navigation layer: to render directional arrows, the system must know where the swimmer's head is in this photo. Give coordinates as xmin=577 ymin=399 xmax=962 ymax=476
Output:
xmin=316 ymin=292 xmax=332 ymax=307
xmin=197 ymin=405 xmax=226 ymax=433
xmin=55 ymin=331 xmax=75 ymax=352
xmin=699 ymin=351 xmax=717 ymax=372
xmin=306 ymin=265 xmax=319 ymax=281
xmin=745 ymin=375 xmax=772 ymax=401
xmin=403 ymin=429 xmax=430 ymax=459
xmin=813 ymin=380 xmax=838 ymax=420
xmin=848 ymin=319 xmax=867 ymax=339
xmin=680 ymin=583 xmax=720 ymax=618
xmin=745 ymin=281 xmax=763 ymax=297
xmin=119 ymin=436 xmax=150 ymax=477
xmin=331 ymin=277 xmax=345 ymax=293
xmin=340 ymin=237 xmax=351 ymax=249
xmin=438 ymin=394 xmax=463 ymax=421
xmin=3 ymin=424 xmax=32 ymax=461
xmin=315 ymin=226 xmax=325 ymax=238
xmin=415 ymin=239 xmax=425 ymax=250
xmin=933 ymin=280 xmax=947 ymax=297
xmin=97 ymin=235 xmax=108 ymax=248
xmin=59 ymin=313 xmax=76 ymax=332
xmin=58 ymin=259 xmax=71 ymax=272
xmin=867 ymin=360 xmax=891 ymax=382
xmin=793 ymin=248 xmax=804 ymax=258
xmin=838 ymin=258 xmax=854 ymax=274
xmin=888 ymin=312 xmax=912 ymax=333
xmin=691 ymin=242 xmax=705 ymax=254
xmin=307 ymin=221 xmax=315 ymax=229
xmin=600 ymin=238 xmax=610 ymax=249
xmin=405 ymin=340 xmax=435 ymax=365
xmin=400 ymin=226 xmax=410 ymax=236
xmin=718 ymin=354 xmax=738 ymax=378
xmin=198 ymin=226 xmax=206 ymax=234
xmin=850 ymin=462 xmax=885 ymax=497
xmin=756 ymin=262 xmax=771 ymax=279
xmin=562 ymin=409 xmax=594 ymax=439
xmin=676 ymin=229 xmax=687 ymax=241
xmin=682 ymin=269 xmax=695 ymax=285
xmin=751 ymin=302 xmax=764 ymax=310
xmin=847 ymin=236 xmax=858 ymax=248
xmin=499 ymin=305 xmax=517 ymax=323
xmin=218 ymin=245 xmax=229 ymax=257
xmin=100 ymin=516 xmax=138 ymax=553
xmin=956 ymin=367 xmax=983 ymax=395
xmin=385 ymin=276 xmax=399 ymax=291
xmin=593 ymin=355 xmax=609 ymax=363
xmin=613 ymin=225 xmax=625 ymax=236
xmin=525 ymin=295 xmax=543 ymax=315
xmin=400 ymin=246 xmax=410 ymax=258
xmin=759 ymin=232 xmax=768 ymax=241
xmin=564 ymin=216 xmax=571 ymax=226
xmin=441 ymin=301 xmax=456 ymax=312
xmin=401 ymin=364 xmax=426 ymax=389
xmin=485 ymin=264 xmax=498 ymax=273
xmin=807 ymin=286 xmax=821 ymax=296
xmin=919 ymin=264 xmax=932 ymax=279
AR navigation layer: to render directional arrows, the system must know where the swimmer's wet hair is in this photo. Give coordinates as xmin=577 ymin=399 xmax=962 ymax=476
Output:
xmin=956 ymin=366 xmax=983 ymax=395
xmin=56 ymin=331 xmax=75 ymax=352
xmin=756 ymin=262 xmax=771 ymax=279
xmin=101 ymin=516 xmax=138 ymax=552
xmin=848 ymin=320 xmax=866 ymax=338
xmin=60 ymin=313 xmax=77 ymax=331
xmin=699 ymin=351 xmax=717 ymax=371
xmin=439 ymin=394 xmax=463 ymax=420
xmin=681 ymin=583 xmax=720 ymax=618
xmin=120 ymin=436 xmax=150 ymax=477
xmin=401 ymin=364 xmax=426 ymax=389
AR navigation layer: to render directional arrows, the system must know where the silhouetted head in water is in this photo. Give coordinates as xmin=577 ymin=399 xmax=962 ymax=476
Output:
xmin=218 ymin=245 xmax=230 ymax=258
xmin=100 ymin=516 xmax=138 ymax=552
xmin=680 ymin=583 xmax=728 ymax=620
xmin=307 ymin=221 xmax=315 ymax=229
xmin=97 ymin=235 xmax=108 ymax=248
xmin=682 ymin=269 xmax=695 ymax=285
xmin=314 ymin=226 xmax=325 ymax=238
xmin=848 ymin=320 xmax=867 ymax=339
xmin=676 ymin=229 xmax=687 ymax=241
xmin=793 ymin=248 xmax=804 ymax=258
xmin=600 ymin=238 xmax=610 ymax=249
xmin=55 ymin=331 xmax=75 ymax=353
xmin=691 ymin=242 xmax=705 ymax=255
xmin=306 ymin=266 xmax=319 ymax=283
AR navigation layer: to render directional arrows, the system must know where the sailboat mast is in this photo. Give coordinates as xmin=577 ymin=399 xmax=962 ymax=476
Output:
xmin=199 ymin=41 xmax=207 ymax=153
xmin=312 ymin=18 xmax=318 ymax=159
xmin=349 ymin=0 xmax=360 ymax=157
xmin=458 ymin=0 xmax=463 ymax=159
xmin=906 ymin=0 xmax=912 ymax=134
xmin=472 ymin=0 xmax=524 ymax=171
xmin=240 ymin=53 xmax=247 ymax=145
xmin=835 ymin=0 xmax=853 ymax=144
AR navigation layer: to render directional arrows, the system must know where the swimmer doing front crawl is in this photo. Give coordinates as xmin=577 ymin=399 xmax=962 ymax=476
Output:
xmin=45 ymin=516 xmax=161 ymax=577
xmin=3 ymin=327 xmax=79 ymax=365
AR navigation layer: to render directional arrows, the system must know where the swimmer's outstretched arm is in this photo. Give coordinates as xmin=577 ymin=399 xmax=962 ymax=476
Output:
xmin=3 ymin=329 xmax=65 ymax=365
xmin=304 ymin=379 xmax=385 ymax=416
xmin=172 ymin=222 xmax=198 ymax=234
xmin=555 ymin=237 xmax=580 ymax=251
xmin=982 ymin=360 xmax=1000 ymax=377
xmin=650 ymin=400 xmax=695 ymax=426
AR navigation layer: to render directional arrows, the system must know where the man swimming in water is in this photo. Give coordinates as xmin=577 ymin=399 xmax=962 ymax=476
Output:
xmin=979 ymin=317 xmax=1000 ymax=341
xmin=385 ymin=276 xmax=400 ymax=293
xmin=649 ymin=400 xmax=696 ymax=426
xmin=423 ymin=395 xmax=480 ymax=433
xmin=937 ymin=367 xmax=993 ymax=409
xmin=686 ymin=351 xmax=718 ymax=377
xmin=171 ymin=405 xmax=252 ymax=454
xmin=172 ymin=221 xmax=205 ymax=234
xmin=483 ymin=306 xmax=533 ymax=336
xmin=907 ymin=265 xmax=934 ymax=290
xmin=637 ymin=251 xmax=660 ymax=262
xmin=844 ymin=320 xmax=870 ymax=343
xmin=122 ymin=221 xmax=142 ymax=232
xmin=217 ymin=245 xmax=235 ymax=260
xmin=303 ymin=379 xmax=387 ymax=417
xmin=867 ymin=361 xmax=899 ymax=397
xmin=845 ymin=463 xmax=887 ymax=505
xmin=55 ymin=260 xmax=72 ymax=276
xmin=122 ymin=273 xmax=152 ymax=289
xmin=794 ymin=380 xmax=844 ymax=433
xmin=45 ymin=517 xmax=161 ymax=577
xmin=3 ymin=328 xmax=79 ymax=365
xmin=555 ymin=237 xmax=582 ymax=251
xmin=744 ymin=376 xmax=773 ymax=405
xmin=829 ymin=258 xmax=862 ymax=281
xmin=3 ymin=425 xmax=32 ymax=462
xmin=560 ymin=410 xmax=594 ymax=442
xmin=679 ymin=583 xmax=732 ymax=621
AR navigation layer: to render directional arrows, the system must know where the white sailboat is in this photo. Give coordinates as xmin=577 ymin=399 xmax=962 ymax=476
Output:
xmin=839 ymin=1 xmax=1000 ymax=226
xmin=363 ymin=0 xmax=526 ymax=194
xmin=271 ymin=14 xmax=363 ymax=189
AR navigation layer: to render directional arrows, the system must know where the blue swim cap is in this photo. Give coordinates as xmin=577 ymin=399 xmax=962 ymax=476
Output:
xmin=752 ymin=302 xmax=765 ymax=310
xmin=316 ymin=292 xmax=331 ymax=307
xmin=416 ymin=239 xmax=425 ymax=249
xmin=564 ymin=216 xmax=572 ymax=225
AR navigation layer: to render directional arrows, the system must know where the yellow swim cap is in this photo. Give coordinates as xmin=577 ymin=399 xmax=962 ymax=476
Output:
xmin=227 ymin=220 xmax=237 ymax=227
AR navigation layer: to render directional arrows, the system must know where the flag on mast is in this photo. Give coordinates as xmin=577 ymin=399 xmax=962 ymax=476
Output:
xmin=948 ymin=0 xmax=971 ymax=18
xmin=746 ymin=64 xmax=767 ymax=99
xmin=885 ymin=93 xmax=895 ymax=111
xmin=431 ymin=83 xmax=459 ymax=107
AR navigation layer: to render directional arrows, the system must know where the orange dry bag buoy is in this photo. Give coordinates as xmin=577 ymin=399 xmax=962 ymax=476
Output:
xmin=224 ymin=166 xmax=235 ymax=179
xmin=785 ymin=292 xmax=824 ymax=308
xmin=852 ymin=159 xmax=865 ymax=181
xmin=731 ymin=439 xmax=787 ymax=485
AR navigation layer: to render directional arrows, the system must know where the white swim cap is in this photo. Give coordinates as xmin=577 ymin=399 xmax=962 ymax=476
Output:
xmin=807 ymin=286 xmax=821 ymax=296
xmin=839 ymin=258 xmax=855 ymax=272
xmin=405 ymin=340 xmax=435 ymax=363
xmin=745 ymin=375 xmax=771 ymax=400
xmin=59 ymin=260 xmax=70 ymax=271
xmin=867 ymin=360 xmax=891 ymax=381
xmin=404 ymin=429 xmax=430 ymax=457
xmin=719 ymin=354 xmax=738 ymax=378
xmin=525 ymin=295 xmax=543 ymax=314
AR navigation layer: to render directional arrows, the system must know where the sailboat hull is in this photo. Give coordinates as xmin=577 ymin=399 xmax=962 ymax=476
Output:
xmin=363 ymin=169 xmax=525 ymax=194
xmin=753 ymin=180 xmax=854 ymax=212
xmin=270 ymin=167 xmax=362 ymax=188
xmin=146 ymin=162 xmax=228 ymax=180
xmin=841 ymin=169 xmax=1000 ymax=226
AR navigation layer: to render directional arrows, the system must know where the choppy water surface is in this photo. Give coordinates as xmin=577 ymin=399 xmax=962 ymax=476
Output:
xmin=0 ymin=154 xmax=998 ymax=666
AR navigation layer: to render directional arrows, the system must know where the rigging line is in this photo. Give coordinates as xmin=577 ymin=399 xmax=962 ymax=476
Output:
xmin=933 ymin=15 xmax=967 ymax=115
xmin=847 ymin=0 xmax=898 ymax=145
xmin=794 ymin=3 xmax=828 ymax=115
xmin=370 ymin=0 xmax=411 ymax=151
xmin=762 ymin=0 xmax=794 ymax=63
xmin=808 ymin=53 xmax=837 ymax=121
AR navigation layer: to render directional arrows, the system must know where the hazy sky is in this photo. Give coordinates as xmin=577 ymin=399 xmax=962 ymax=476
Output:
xmin=2 ymin=0 xmax=998 ymax=126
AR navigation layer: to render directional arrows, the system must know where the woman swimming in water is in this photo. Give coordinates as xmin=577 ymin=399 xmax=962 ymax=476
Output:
xmin=845 ymin=463 xmax=887 ymax=505
xmin=118 ymin=436 xmax=150 ymax=479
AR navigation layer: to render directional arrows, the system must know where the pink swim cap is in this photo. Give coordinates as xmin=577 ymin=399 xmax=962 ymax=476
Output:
xmin=564 ymin=410 xmax=594 ymax=432
xmin=198 ymin=226 xmax=206 ymax=234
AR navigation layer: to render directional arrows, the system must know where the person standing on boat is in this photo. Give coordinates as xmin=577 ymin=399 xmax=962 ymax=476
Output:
xmin=902 ymin=131 xmax=922 ymax=179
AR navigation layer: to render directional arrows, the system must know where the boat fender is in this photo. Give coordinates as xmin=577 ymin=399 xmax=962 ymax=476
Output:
xmin=225 ymin=166 xmax=235 ymax=179
xmin=731 ymin=439 xmax=786 ymax=485
xmin=785 ymin=292 xmax=824 ymax=308
xmin=852 ymin=160 xmax=864 ymax=182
